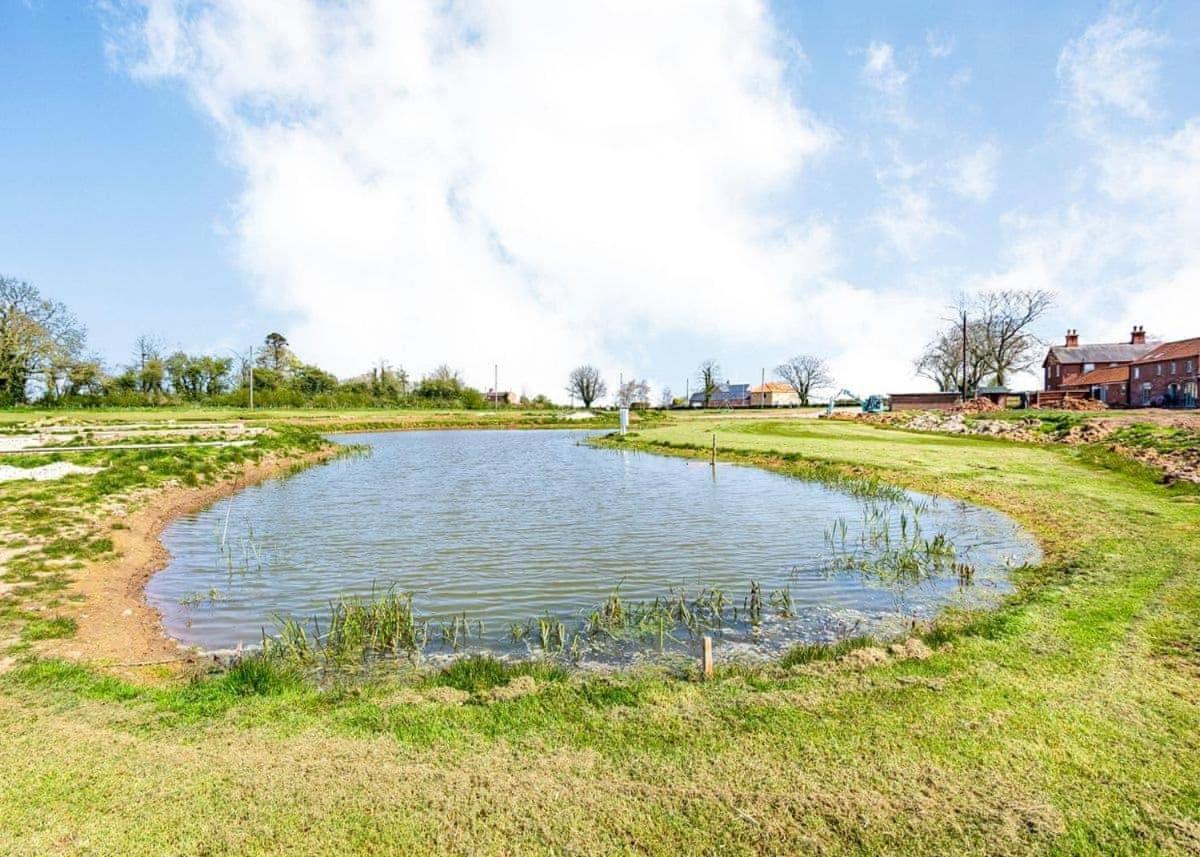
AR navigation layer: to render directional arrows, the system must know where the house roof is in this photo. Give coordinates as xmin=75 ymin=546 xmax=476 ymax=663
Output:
xmin=750 ymin=382 xmax=794 ymax=394
xmin=1061 ymin=366 xmax=1129 ymax=388
xmin=1132 ymin=337 xmax=1200 ymax=364
xmin=1044 ymin=342 xmax=1159 ymax=366
xmin=689 ymin=384 xmax=751 ymax=403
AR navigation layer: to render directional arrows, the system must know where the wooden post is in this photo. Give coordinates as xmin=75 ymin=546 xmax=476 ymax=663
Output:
xmin=711 ymin=433 xmax=716 ymax=465
xmin=701 ymin=635 xmax=714 ymax=679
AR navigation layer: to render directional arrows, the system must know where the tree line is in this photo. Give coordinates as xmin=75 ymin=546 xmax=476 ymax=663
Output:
xmin=0 ymin=276 xmax=551 ymax=409
xmin=565 ymin=354 xmax=835 ymax=409
xmin=3 ymin=274 xmax=1052 ymax=410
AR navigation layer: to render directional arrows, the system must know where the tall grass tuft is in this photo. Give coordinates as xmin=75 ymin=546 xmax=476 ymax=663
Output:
xmin=779 ymin=635 xmax=875 ymax=668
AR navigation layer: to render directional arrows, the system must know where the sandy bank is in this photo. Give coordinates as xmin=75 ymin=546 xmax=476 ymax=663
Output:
xmin=49 ymin=446 xmax=337 ymax=674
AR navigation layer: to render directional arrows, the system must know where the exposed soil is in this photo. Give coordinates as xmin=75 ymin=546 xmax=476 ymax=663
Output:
xmin=46 ymin=447 xmax=337 ymax=674
xmin=831 ymin=407 xmax=1200 ymax=483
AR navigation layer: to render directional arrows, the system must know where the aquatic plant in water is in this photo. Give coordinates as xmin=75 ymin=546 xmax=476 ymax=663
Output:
xmin=820 ymin=497 xmax=965 ymax=613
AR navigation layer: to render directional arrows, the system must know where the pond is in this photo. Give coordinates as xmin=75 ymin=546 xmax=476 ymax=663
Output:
xmin=147 ymin=430 xmax=1040 ymax=663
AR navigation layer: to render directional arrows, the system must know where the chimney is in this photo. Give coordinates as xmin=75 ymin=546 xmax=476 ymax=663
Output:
xmin=1130 ymin=325 xmax=1146 ymax=345
xmin=1065 ymin=329 xmax=1079 ymax=348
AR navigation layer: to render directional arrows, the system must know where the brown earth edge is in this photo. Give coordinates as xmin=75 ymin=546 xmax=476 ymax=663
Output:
xmin=47 ymin=445 xmax=338 ymax=677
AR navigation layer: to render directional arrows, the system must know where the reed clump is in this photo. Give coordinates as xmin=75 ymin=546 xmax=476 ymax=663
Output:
xmin=267 ymin=585 xmax=426 ymax=666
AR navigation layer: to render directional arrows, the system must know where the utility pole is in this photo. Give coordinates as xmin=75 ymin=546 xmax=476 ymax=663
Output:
xmin=494 ymin=363 xmax=498 ymax=407
xmin=248 ymin=346 xmax=255 ymax=411
xmin=760 ymin=367 xmax=765 ymax=408
xmin=960 ymin=308 xmax=968 ymax=403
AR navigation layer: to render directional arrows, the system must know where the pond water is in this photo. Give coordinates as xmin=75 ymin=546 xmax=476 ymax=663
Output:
xmin=147 ymin=430 xmax=1039 ymax=662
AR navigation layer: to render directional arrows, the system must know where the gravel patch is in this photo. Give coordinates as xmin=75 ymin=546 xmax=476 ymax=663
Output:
xmin=0 ymin=435 xmax=43 ymax=453
xmin=0 ymin=462 xmax=104 ymax=483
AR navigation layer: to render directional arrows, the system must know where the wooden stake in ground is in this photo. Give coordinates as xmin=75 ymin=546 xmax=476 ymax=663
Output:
xmin=701 ymin=635 xmax=713 ymax=679
xmin=711 ymin=433 xmax=716 ymax=465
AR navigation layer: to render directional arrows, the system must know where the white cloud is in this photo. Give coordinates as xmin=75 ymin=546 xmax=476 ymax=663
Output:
xmin=860 ymin=41 xmax=909 ymax=126
xmin=806 ymin=283 xmax=944 ymax=393
xmin=1056 ymin=3 xmax=1164 ymax=124
xmin=948 ymin=141 xmax=999 ymax=202
xmin=874 ymin=183 xmax=954 ymax=259
xmin=105 ymin=0 xmax=836 ymax=397
xmin=949 ymin=68 xmax=972 ymax=89
xmin=925 ymin=30 xmax=955 ymax=59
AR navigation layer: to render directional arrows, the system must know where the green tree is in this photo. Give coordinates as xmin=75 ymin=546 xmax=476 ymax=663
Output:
xmin=165 ymin=352 xmax=204 ymax=399
xmin=261 ymin=332 xmax=293 ymax=373
xmin=0 ymin=277 xmax=86 ymax=405
xmin=289 ymin=364 xmax=338 ymax=396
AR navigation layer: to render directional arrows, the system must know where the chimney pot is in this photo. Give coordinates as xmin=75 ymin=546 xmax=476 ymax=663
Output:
xmin=1131 ymin=325 xmax=1146 ymax=345
xmin=1065 ymin=329 xmax=1080 ymax=348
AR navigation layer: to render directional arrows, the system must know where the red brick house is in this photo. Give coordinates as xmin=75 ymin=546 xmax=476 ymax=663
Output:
xmin=1043 ymin=327 xmax=1159 ymax=391
xmin=1058 ymin=365 xmax=1131 ymax=406
xmin=1129 ymin=338 xmax=1200 ymax=408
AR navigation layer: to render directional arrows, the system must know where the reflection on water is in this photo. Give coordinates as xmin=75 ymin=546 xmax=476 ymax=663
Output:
xmin=147 ymin=430 xmax=1039 ymax=660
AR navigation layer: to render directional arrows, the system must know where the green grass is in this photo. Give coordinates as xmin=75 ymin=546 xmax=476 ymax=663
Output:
xmin=19 ymin=615 xmax=77 ymax=641
xmin=0 ymin=410 xmax=1198 ymax=854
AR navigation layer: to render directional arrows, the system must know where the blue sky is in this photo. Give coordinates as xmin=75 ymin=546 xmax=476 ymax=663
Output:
xmin=2 ymin=1 xmax=1198 ymax=399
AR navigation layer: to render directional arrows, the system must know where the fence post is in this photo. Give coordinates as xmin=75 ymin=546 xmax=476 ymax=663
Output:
xmin=701 ymin=635 xmax=713 ymax=679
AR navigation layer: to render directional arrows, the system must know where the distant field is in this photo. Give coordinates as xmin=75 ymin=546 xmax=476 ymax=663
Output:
xmin=0 ymin=406 xmax=619 ymax=430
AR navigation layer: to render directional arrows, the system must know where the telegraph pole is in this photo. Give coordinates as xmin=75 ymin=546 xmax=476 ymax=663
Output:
xmin=248 ymin=346 xmax=255 ymax=411
xmin=961 ymin=308 xmax=968 ymax=403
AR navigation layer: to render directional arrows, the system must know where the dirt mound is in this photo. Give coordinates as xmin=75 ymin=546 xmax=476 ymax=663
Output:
xmin=840 ymin=647 xmax=890 ymax=669
xmin=487 ymin=675 xmax=539 ymax=702
xmin=1111 ymin=443 xmax=1200 ymax=484
xmin=889 ymin=638 xmax=933 ymax=660
xmin=1062 ymin=422 xmax=1116 ymax=445
xmin=952 ymin=397 xmax=1002 ymax=414
xmin=1060 ymin=397 xmax=1108 ymax=411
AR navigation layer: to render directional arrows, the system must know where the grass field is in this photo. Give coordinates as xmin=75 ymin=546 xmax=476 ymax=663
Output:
xmin=0 ymin=405 xmax=625 ymax=431
xmin=0 ymin=410 xmax=1197 ymax=854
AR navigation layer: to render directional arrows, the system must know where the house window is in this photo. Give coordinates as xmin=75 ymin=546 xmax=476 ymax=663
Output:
xmin=1142 ymin=382 xmax=1152 ymax=405
xmin=1157 ymin=364 xmax=1163 ymax=376
xmin=1187 ymin=360 xmax=1194 ymax=374
xmin=1133 ymin=367 xmax=1140 ymax=379
xmin=1055 ymin=365 xmax=1061 ymax=378
xmin=1083 ymin=362 xmax=1095 ymax=373
xmin=1170 ymin=362 xmax=1177 ymax=375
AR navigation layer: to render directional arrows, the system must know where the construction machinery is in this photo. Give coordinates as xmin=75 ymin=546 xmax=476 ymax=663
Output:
xmin=826 ymin=389 xmax=888 ymax=416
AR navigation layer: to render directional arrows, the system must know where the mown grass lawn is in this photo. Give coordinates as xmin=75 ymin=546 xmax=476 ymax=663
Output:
xmin=0 ymin=414 xmax=1197 ymax=855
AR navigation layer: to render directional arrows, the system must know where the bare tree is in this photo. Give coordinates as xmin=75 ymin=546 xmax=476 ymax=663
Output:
xmin=567 ymin=365 xmax=606 ymax=407
xmin=615 ymin=378 xmax=651 ymax=407
xmin=0 ymin=277 xmax=86 ymax=405
xmin=916 ymin=290 xmax=1054 ymax=395
xmin=975 ymin=289 xmax=1055 ymax=387
xmin=696 ymin=359 xmax=721 ymax=407
xmin=775 ymin=355 xmax=832 ymax=406
xmin=914 ymin=322 xmax=990 ymax=393
xmin=659 ymin=386 xmax=674 ymax=409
